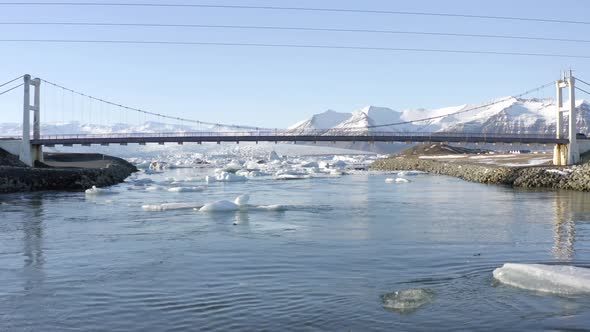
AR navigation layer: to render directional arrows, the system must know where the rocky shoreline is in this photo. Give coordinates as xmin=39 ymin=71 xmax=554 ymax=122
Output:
xmin=370 ymin=156 xmax=590 ymax=191
xmin=0 ymin=150 xmax=137 ymax=193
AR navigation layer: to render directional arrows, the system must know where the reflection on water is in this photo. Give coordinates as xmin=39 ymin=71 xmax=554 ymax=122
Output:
xmin=551 ymin=191 xmax=590 ymax=261
xmin=22 ymin=195 xmax=45 ymax=290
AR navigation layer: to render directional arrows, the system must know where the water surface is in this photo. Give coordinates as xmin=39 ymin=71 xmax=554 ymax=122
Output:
xmin=1 ymin=170 xmax=590 ymax=331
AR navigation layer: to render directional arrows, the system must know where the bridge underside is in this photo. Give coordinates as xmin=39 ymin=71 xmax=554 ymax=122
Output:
xmin=31 ymin=135 xmax=569 ymax=146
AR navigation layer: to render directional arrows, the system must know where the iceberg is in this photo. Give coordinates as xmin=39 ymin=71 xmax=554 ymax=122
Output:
xmin=199 ymin=200 xmax=239 ymax=212
xmin=253 ymin=204 xmax=287 ymax=211
xmin=167 ymin=186 xmax=205 ymax=193
xmin=142 ymin=202 xmax=202 ymax=211
xmin=385 ymin=178 xmax=410 ymax=183
xmin=493 ymin=263 xmax=590 ymax=295
xmin=234 ymin=194 xmax=250 ymax=206
xmin=85 ymin=185 xmax=116 ymax=196
xmin=215 ymin=172 xmax=248 ymax=182
xmin=269 ymin=150 xmax=281 ymax=161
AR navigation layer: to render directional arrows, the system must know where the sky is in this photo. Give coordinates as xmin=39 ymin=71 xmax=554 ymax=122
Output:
xmin=1 ymin=0 xmax=590 ymax=128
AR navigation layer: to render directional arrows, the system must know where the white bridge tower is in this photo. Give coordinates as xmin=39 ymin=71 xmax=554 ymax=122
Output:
xmin=553 ymin=70 xmax=580 ymax=166
xmin=19 ymin=74 xmax=43 ymax=166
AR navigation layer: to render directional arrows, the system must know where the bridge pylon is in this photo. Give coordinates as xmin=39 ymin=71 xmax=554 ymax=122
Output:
xmin=19 ymin=74 xmax=43 ymax=167
xmin=553 ymin=70 xmax=580 ymax=166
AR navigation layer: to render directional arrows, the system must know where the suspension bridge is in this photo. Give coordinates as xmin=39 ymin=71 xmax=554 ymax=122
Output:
xmin=0 ymin=72 xmax=588 ymax=167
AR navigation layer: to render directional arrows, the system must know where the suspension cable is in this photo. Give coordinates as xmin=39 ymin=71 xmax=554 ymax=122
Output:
xmin=0 ymin=75 xmax=24 ymax=89
xmin=0 ymin=83 xmax=23 ymax=96
xmin=39 ymin=78 xmax=268 ymax=130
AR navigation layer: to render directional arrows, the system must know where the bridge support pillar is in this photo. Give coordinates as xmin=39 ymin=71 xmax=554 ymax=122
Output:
xmin=19 ymin=74 xmax=43 ymax=167
xmin=553 ymin=71 xmax=580 ymax=166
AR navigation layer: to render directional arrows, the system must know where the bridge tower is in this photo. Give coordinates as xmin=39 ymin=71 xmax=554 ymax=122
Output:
xmin=553 ymin=70 xmax=579 ymax=166
xmin=19 ymin=74 xmax=43 ymax=166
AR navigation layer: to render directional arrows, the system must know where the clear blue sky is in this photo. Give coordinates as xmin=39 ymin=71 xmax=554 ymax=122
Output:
xmin=1 ymin=0 xmax=590 ymax=127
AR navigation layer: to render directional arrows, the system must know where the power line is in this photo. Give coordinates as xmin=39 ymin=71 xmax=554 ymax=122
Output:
xmin=0 ymin=83 xmax=23 ymax=96
xmin=2 ymin=39 xmax=590 ymax=59
xmin=2 ymin=22 xmax=590 ymax=44
xmin=364 ymin=81 xmax=555 ymax=128
xmin=0 ymin=3 xmax=589 ymax=26
xmin=39 ymin=78 xmax=267 ymax=130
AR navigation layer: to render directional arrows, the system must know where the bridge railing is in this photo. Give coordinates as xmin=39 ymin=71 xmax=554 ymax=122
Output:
xmin=34 ymin=130 xmax=560 ymax=140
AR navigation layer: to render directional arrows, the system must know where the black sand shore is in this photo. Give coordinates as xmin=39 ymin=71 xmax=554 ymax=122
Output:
xmin=0 ymin=150 xmax=137 ymax=193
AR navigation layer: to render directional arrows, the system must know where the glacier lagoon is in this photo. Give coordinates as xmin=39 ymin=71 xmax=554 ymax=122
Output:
xmin=1 ymin=159 xmax=590 ymax=331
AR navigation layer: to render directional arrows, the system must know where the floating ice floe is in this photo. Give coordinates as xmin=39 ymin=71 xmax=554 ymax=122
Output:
xmin=252 ymin=204 xmax=287 ymax=211
xmin=300 ymin=161 xmax=319 ymax=168
xmin=273 ymin=170 xmax=310 ymax=180
xmin=145 ymin=185 xmax=165 ymax=192
xmin=199 ymin=200 xmax=239 ymax=212
xmin=135 ymin=161 xmax=151 ymax=169
xmin=493 ymin=263 xmax=590 ymax=295
xmin=198 ymin=194 xmax=287 ymax=213
xmin=244 ymin=160 xmax=261 ymax=171
xmin=269 ymin=150 xmax=281 ymax=161
xmin=142 ymin=202 xmax=203 ymax=211
xmin=222 ymin=161 xmax=243 ymax=173
xmin=149 ymin=161 xmax=169 ymax=170
xmin=167 ymin=186 xmax=205 ymax=193
xmin=385 ymin=178 xmax=411 ymax=184
xmin=381 ymin=288 xmax=435 ymax=313
xmin=85 ymin=185 xmax=116 ymax=196
xmin=216 ymin=172 xmax=248 ymax=182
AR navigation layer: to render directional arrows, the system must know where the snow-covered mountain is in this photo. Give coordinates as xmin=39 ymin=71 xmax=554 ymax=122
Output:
xmin=287 ymin=110 xmax=351 ymax=134
xmin=291 ymin=97 xmax=590 ymax=137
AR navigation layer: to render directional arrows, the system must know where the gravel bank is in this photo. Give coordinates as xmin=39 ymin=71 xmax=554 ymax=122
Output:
xmin=371 ymin=156 xmax=590 ymax=191
xmin=0 ymin=152 xmax=137 ymax=193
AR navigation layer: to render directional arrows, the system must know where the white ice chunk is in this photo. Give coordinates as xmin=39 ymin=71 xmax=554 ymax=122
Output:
xmin=235 ymin=169 xmax=251 ymax=177
xmin=385 ymin=178 xmax=410 ymax=183
xmin=136 ymin=161 xmax=151 ymax=169
xmin=222 ymin=160 xmax=243 ymax=173
xmin=145 ymin=185 xmax=165 ymax=192
xmin=493 ymin=263 xmax=590 ymax=295
xmin=142 ymin=202 xmax=202 ymax=211
xmin=254 ymin=204 xmax=287 ymax=211
xmin=244 ymin=161 xmax=261 ymax=171
xmin=167 ymin=186 xmax=205 ymax=193
xmin=274 ymin=174 xmax=311 ymax=180
xmin=85 ymin=186 xmax=116 ymax=196
xmin=215 ymin=172 xmax=248 ymax=182
xmin=269 ymin=150 xmax=281 ymax=161
xmin=199 ymin=200 xmax=239 ymax=212
xmin=234 ymin=194 xmax=250 ymax=206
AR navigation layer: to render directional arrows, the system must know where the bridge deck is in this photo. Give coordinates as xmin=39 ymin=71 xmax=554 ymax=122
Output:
xmin=26 ymin=131 xmax=569 ymax=145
